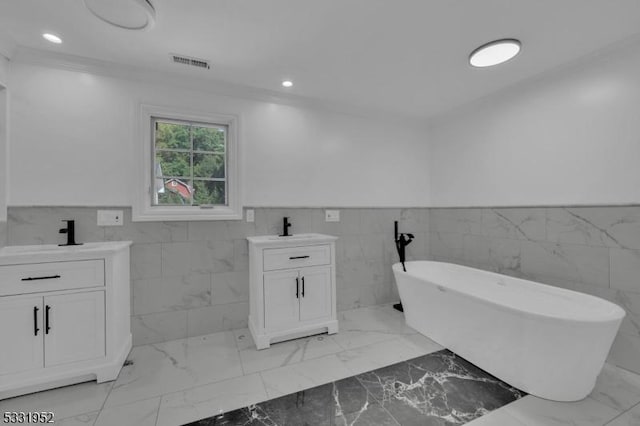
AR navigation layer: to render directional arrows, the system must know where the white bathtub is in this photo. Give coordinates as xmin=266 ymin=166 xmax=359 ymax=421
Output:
xmin=393 ymin=261 xmax=625 ymax=401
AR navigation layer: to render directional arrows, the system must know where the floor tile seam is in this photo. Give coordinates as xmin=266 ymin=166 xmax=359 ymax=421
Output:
xmin=231 ymin=341 xmax=247 ymax=376
xmin=171 ymin=369 xmax=248 ymax=400
xmin=252 ymin=351 xmax=384 ymax=399
xmin=259 ymin=354 xmax=353 ymax=398
xmin=152 ymin=396 xmax=162 ymax=426
xmin=103 ymin=374 xmax=234 ymax=410
xmin=351 ymin=373 xmax=402 ymax=424
xmin=102 ymin=395 xmax=165 ymax=412
xmin=51 ymin=410 xmax=99 ymax=425
xmin=342 ymin=334 xmax=421 ymax=357
xmin=332 ymin=377 xmax=401 ymax=426
xmin=354 ymin=376 xmax=402 ymax=426
xmin=256 ymin=373 xmax=270 ymax=407
xmin=603 ymin=408 xmax=628 ymax=426
xmin=586 ymin=395 xmax=626 ymax=420
xmin=606 ymin=399 xmax=640 ymax=425
xmin=110 ymin=341 xmax=344 ymax=409
xmin=156 ymin=372 xmax=268 ymax=411
xmin=239 ymin=345 xmax=346 ymax=376
xmin=95 ymin=380 xmax=116 ymax=419
xmin=611 ymin=363 xmax=640 ymax=379
xmin=331 ymin=331 xmax=400 ymax=351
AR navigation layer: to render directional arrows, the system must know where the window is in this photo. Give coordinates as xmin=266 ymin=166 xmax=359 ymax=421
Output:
xmin=134 ymin=105 xmax=241 ymax=221
xmin=153 ymin=118 xmax=227 ymax=207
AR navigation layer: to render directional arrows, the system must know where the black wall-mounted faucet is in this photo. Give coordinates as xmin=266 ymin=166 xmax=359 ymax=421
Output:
xmin=394 ymin=220 xmax=414 ymax=272
xmin=279 ymin=217 xmax=292 ymax=237
xmin=59 ymin=220 xmax=83 ymax=246
xmin=394 ymin=220 xmax=415 ymax=313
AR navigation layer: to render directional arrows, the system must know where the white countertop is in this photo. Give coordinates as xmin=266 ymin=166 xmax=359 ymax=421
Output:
xmin=0 ymin=241 xmax=132 ymax=264
xmin=247 ymin=233 xmax=337 ymax=247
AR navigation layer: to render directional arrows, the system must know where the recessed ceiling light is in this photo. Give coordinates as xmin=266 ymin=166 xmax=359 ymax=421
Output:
xmin=282 ymin=80 xmax=293 ymax=88
xmin=84 ymin=0 xmax=156 ymax=30
xmin=469 ymin=39 xmax=521 ymax=68
xmin=42 ymin=33 xmax=62 ymax=44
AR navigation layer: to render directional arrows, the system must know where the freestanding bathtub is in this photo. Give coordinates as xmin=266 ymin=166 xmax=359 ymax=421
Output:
xmin=393 ymin=261 xmax=625 ymax=401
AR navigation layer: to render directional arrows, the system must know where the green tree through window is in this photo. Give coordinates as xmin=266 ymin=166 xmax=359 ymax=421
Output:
xmin=153 ymin=118 xmax=227 ymax=206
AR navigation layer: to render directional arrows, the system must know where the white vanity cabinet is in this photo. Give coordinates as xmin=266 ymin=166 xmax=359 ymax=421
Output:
xmin=0 ymin=242 xmax=132 ymax=399
xmin=247 ymin=234 xmax=338 ymax=349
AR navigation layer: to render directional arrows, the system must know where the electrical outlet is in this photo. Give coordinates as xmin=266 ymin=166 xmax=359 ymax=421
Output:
xmin=97 ymin=210 xmax=123 ymax=226
xmin=325 ymin=210 xmax=340 ymax=222
xmin=246 ymin=209 xmax=255 ymax=223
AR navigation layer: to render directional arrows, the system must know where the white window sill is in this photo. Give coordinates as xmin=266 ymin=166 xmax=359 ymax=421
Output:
xmin=132 ymin=206 xmax=242 ymax=222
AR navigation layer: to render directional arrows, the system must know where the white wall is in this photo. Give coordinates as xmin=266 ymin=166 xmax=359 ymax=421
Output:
xmin=8 ymin=58 xmax=431 ymax=209
xmin=0 ymin=55 xmax=9 ymax=222
xmin=0 ymin=55 xmax=8 ymax=82
xmin=429 ymin=40 xmax=640 ymax=207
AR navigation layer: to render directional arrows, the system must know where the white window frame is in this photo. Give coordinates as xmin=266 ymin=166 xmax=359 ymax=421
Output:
xmin=134 ymin=104 xmax=242 ymax=221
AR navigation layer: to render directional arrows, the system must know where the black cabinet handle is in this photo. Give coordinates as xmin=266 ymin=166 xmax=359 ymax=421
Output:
xmin=45 ymin=305 xmax=51 ymax=334
xmin=295 ymin=277 xmax=299 ymax=299
xmin=302 ymin=276 xmax=305 ymax=297
xmin=33 ymin=306 xmax=39 ymax=336
xmin=21 ymin=275 xmax=61 ymax=282
xmin=289 ymin=256 xmax=310 ymax=260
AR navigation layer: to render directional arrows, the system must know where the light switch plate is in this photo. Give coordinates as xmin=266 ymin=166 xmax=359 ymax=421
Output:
xmin=325 ymin=210 xmax=340 ymax=222
xmin=97 ymin=210 xmax=123 ymax=226
xmin=246 ymin=209 xmax=255 ymax=223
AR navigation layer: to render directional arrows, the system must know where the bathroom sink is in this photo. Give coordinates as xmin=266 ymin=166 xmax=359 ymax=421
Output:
xmin=0 ymin=242 xmax=132 ymax=263
xmin=247 ymin=233 xmax=337 ymax=245
xmin=0 ymin=244 xmax=70 ymax=254
xmin=263 ymin=234 xmax=318 ymax=241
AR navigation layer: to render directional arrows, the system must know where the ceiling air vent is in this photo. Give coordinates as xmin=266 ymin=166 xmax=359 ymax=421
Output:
xmin=170 ymin=53 xmax=211 ymax=70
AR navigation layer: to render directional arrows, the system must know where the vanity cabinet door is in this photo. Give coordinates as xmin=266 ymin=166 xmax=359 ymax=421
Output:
xmin=0 ymin=296 xmax=44 ymax=375
xmin=44 ymin=291 xmax=105 ymax=367
xmin=263 ymin=270 xmax=300 ymax=331
xmin=299 ymin=266 xmax=332 ymax=323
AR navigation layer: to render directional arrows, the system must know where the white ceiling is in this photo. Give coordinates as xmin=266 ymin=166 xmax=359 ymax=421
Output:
xmin=2 ymin=0 xmax=640 ymax=118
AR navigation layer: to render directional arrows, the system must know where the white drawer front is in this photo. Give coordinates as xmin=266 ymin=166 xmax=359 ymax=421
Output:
xmin=263 ymin=245 xmax=331 ymax=271
xmin=0 ymin=260 xmax=105 ymax=296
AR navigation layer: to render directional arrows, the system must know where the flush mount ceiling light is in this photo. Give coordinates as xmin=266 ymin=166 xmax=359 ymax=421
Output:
xmin=84 ymin=0 xmax=156 ymax=30
xmin=282 ymin=80 xmax=293 ymax=88
xmin=42 ymin=33 xmax=62 ymax=44
xmin=469 ymin=39 xmax=521 ymax=68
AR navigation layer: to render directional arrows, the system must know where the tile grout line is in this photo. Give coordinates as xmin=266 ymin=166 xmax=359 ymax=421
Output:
xmin=234 ymin=332 xmax=248 ymax=377
xmin=354 ymin=374 xmax=402 ymax=426
xmin=152 ymin=396 xmax=162 ymax=426
xmin=604 ymin=399 xmax=640 ymax=425
xmin=93 ymin=380 xmax=117 ymax=424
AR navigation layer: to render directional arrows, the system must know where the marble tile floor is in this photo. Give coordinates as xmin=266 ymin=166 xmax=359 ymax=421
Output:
xmin=187 ymin=349 xmax=526 ymax=425
xmin=1 ymin=304 xmax=640 ymax=426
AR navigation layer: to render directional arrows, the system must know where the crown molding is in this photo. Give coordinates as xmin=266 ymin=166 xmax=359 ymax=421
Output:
xmin=12 ymin=47 xmax=426 ymax=125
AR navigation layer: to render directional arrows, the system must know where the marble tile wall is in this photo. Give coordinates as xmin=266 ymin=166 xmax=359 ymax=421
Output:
xmin=0 ymin=221 xmax=5 ymax=247
xmin=428 ymin=206 xmax=640 ymax=375
xmin=5 ymin=206 xmax=429 ymax=345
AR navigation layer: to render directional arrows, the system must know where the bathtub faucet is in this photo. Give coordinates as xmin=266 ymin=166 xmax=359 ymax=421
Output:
xmin=394 ymin=221 xmax=414 ymax=272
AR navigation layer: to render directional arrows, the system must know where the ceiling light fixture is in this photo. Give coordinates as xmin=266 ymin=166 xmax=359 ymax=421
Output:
xmin=282 ymin=80 xmax=293 ymax=88
xmin=469 ymin=39 xmax=521 ymax=68
xmin=42 ymin=33 xmax=62 ymax=44
xmin=84 ymin=0 xmax=156 ymax=30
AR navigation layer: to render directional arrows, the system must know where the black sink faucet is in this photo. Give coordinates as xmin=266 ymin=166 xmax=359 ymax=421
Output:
xmin=280 ymin=217 xmax=292 ymax=237
xmin=59 ymin=220 xmax=83 ymax=246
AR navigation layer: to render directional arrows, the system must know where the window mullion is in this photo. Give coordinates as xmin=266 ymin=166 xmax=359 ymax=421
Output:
xmin=189 ymin=124 xmax=194 ymax=206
